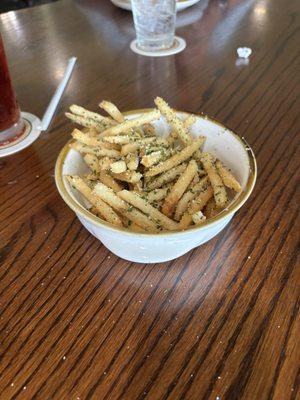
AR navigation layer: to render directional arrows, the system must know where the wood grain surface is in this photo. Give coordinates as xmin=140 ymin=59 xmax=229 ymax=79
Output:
xmin=0 ymin=0 xmax=299 ymax=399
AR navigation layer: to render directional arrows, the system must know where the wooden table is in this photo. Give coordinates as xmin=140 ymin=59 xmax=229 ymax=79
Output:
xmin=0 ymin=0 xmax=299 ymax=399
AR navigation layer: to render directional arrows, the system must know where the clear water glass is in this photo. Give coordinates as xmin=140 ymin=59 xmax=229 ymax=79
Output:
xmin=131 ymin=0 xmax=177 ymax=51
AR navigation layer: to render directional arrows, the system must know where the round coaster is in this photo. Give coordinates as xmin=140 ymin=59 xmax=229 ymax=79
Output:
xmin=130 ymin=36 xmax=186 ymax=57
xmin=0 ymin=112 xmax=42 ymax=158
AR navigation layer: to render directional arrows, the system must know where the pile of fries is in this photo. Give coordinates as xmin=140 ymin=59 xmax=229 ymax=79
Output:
xmin=65 ymin=97 xmax=242 ymax=233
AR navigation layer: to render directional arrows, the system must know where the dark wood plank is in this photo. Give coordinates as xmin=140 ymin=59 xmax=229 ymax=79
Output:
xmin=0 ymin=0 xmax=299 ymax=399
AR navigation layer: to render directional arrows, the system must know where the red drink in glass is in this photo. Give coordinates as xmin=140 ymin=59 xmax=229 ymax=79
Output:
xmin=0 ymin=34 xmax=24 ymax=143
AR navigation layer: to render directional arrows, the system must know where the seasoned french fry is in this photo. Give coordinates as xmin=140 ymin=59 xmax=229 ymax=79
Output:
xmin=118 ymin=190 xmax=178 ymax=231
xmin=184 ymin=115 xmax=196 ymax=129
xmin=215 ymin=160 xmax=242 ymax=192
xmin=192 ymin=211 xmax=206 ymax=225
xmin=71 ymin=129 xmax=103 ymax=146
xmin=70 ymin=104 xmax=115 ymax=127
xmin=145 ymin=186 xmax=170 ymax=202
xmin=70 ymin=141 xmax=121 ymax=158
xmin=201 ymin=153 xmax=227 ymax=208
xmin=147 ymin=163 xmax=187 ymax=190
xmin=162 ymin=160 xmax=198 ymax=217
xmin=66 ymin=175 xmax=123 ymax=227
xmin=98 ymin=157 xmax=115 ymax=171
xmin=103 ymin=135 xmax=140 ymax=144
xmin=111 ymin=171 xmax=142 ymax=184
xmin=99 ymin=100 xmax=124 ymax=123
xmin=100 ymin=110 xmax=160 ymax=136
xmin=174 ymin=176 xmax=209 ymax=221
xmin=83 ymin=154 xmax=100 ymax=174
xmin=110 ymin=160 xmax=127 ymax=174
xmin=154 ymin=97 xmax=192 ymax=145
xmin=126 ymin=154 xmax=139 ymax=171
xmin=179 ymin=186 xmax=213 ymax=229
xmin=121 ymin=137 xmax=168 ymax=156
xmin=98 ymin=171 xmax=123 ymax=192
xmin=66 ymin=112 xmax=106 ymax=130
xmin=141 ymin=147 xmax=171 ymax=168
xmin=93 ymin=183 xmax=158 ymax=231
xmin=100 ymin=101 xmax=145 ymax=137
xmin=144 ymin=137 xmax=205 ymax=178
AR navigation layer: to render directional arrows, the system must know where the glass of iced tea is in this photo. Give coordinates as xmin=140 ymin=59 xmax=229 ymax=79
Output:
xmin=0 ymin=34 xmax=24 ymax=143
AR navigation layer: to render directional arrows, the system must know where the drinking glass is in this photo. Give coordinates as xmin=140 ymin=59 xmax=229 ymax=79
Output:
xmin=131 ymin=0 xmax=177 ymax=51
xmin=0 ymin=34 xmax=24 ymax=143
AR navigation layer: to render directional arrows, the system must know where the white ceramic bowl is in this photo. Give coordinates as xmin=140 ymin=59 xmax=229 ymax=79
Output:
xmin=55 ymin=110 xmax=256 ymax=263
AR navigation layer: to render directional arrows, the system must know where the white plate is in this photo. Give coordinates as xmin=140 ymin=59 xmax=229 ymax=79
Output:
xmin=110 ymin=0 xmax=201 ymax=12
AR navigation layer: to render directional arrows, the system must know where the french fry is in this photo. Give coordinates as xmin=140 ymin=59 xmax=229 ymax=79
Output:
xmin=192 ymin=211 xmax=206 ymax=225
xmin=201 ymin=153 xmax=227 ymax=208
xmin=66 ymin=112 xmax=106 ymax=130
xmin=179 ymin=185 xmax=214 ymax=229
xmin=110 ymin=160 xmax=127 ymax=174
xmin=162 ymin=160 xmax=198 ymax=217
xmin=66 ymin=175 xmax=123 ymax=227
xmin=93 ymin=183 xmax=158 ymax=231
xmin=98 ymin=171 xmax=123 ymax=192
xmin=70 ymin=141 xmax=121 ymax=158
xmin=174 ymin=176 xmax=209 ymax=221
xmin=154 ymin=97 xmax=192 ymax=145
xmin=144 ymin=137 xmax=205 ymax=178
xmin=100 ymin=101 xmax=145 ymax=137
xmin=111 ymin=171 xmax=142 ymax=184
xmin=145 ymin=186 xmax=170 ymax=202
xmin=100 ymin=110 xmax=160 ymax=136
xmin=126 ymin=154 xmax=139 ymax=171
xmin=215 ymin=160 xmax=242 ymax=192
xmin=141 ymin=147 xmax=171 ymax=168
xmin=98 ymin=157 xmax=115 ymax=171
xmin=71 ymin=129 xmax=103 ymax=146
xmin=83 ymin=154 xmax=100 ymax=174
xmin=70 ymin=104 xmax=115 ymax=127
xmin=99 ymin=100 xmax=124 ymax=123
xmin=118 ymin=190 xmax=178 ymax=231
xmin=121 ymin=137 xmax=168 ymax=156
xmin=147 ymin=163 xmax=187 ymax=190
xmin=184 ymin=115 xmax=196 ymax=129
xmin=103 ymin=135 xmax=140 ymax=144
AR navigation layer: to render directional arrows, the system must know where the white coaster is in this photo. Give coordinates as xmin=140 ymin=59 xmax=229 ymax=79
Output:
xmin=0 ymin=112 xmax=42 ymax=158
xmin=111 ymin=0 xmax=201 ymax=12
xmin=130 ymin=36 xmax=186 ymax=57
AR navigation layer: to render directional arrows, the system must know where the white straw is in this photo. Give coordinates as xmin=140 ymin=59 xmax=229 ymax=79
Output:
xmin=41 ymin=57 xmax=77 ymax=131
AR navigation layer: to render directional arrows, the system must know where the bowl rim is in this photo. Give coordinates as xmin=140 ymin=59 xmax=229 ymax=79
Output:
xmin=55 ymin=109 xmax=257 ymax=237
